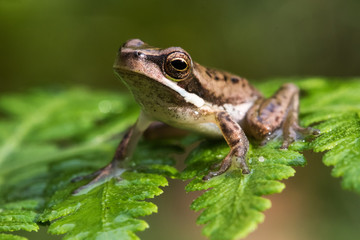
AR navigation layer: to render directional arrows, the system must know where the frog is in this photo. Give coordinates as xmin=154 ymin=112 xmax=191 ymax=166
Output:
xmin=73 ymin=39 xmax=320 ymax=192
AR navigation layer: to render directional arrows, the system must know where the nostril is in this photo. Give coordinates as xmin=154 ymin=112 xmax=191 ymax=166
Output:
xmin=123 ymin=39 xmax=145 ymax=48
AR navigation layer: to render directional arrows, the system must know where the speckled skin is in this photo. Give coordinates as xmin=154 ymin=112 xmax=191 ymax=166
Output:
xmin=73 ymin=39 xmax=320 ymax=192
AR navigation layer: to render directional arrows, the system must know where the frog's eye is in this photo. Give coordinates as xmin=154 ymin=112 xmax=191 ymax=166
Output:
xmin=164 ymin=52 xmax=192 ymax=81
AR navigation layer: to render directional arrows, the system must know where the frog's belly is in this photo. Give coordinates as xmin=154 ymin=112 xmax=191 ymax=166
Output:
xmin=151 ymin=102 xmax=254 ymax=138
xmin=171 ymin=122 xmax=223 ymax=138
xmin=164 ymin=105 xmax=255 ymax=138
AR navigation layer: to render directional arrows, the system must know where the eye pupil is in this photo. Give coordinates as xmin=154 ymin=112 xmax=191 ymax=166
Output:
xmin=164 ymin=51 xmax=191 ymax=81
xmin=171 ymin=59 xmax=187 ymax=71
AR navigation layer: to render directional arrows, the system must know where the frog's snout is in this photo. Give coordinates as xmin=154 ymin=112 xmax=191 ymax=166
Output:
xmin=121 ymin=39 xmax=145 ymax=49
xmin=114 ymin=39 xmax=146 ymax=71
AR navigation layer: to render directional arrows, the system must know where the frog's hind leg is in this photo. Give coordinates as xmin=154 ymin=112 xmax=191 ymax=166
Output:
xmin=246 ymin=83 xmax=320 ymax=149
xmin=281 ymin=117 xmax=320 ymax=148
xmin=278 ymin=84 xmax=320 ymax=148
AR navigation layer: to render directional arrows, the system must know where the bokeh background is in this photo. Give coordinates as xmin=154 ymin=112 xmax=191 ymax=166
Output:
xmin=1 ymin=0 xmax=360 ymax=93
xmin=1 ymin=0 xmax=360 ymax=239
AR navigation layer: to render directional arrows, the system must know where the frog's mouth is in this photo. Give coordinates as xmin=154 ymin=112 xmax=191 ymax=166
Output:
xmin=113 ymin=52 xmax=130 ymax=73
xmin=113 ymin=48 xmax=149 ymax=76
xmin=113 ymin=62 xmax=149 ymax=83
xmin=113 ymin=63 xmax=131 ymax=74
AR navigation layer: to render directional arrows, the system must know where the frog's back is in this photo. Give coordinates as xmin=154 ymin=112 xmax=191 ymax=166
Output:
xmin=178 ymin=63 xmax=262 ymax=106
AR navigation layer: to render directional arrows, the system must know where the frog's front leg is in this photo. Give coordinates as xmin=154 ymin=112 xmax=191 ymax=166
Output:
xmin=203 ymin=111 xmax=250 ymax=180
xmin=246 ymin=83 xmax=320 ymax=149
xmin=72 ymin=111 xmax=152 ymax=194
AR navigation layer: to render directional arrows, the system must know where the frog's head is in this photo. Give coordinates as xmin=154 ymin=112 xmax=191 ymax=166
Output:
xmin=114 ymin=39 xmax=194 ymax=83
xmin=114 ymin=39 xmax=206 ymax=110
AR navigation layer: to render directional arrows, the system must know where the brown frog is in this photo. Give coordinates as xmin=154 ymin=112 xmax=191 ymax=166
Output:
xmin=74 ymin=39 xmax=319 ymax=192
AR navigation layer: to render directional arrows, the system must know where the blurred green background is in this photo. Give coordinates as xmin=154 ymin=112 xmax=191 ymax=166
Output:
xmin=1 ymin=0 xmax=360 ymax=239
xmin=1 ymin=0 xmax=359 ymax=93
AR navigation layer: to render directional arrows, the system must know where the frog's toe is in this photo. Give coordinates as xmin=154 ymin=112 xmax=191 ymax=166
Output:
xmin=203 ymin=171 xmax=218 ymax=181
xmin=280 ymin=124 xmax=320 ymax=149
xmin=260 ymin=133 xmax=280 ymax=146
xmin=72 ymin=161 xmax=124 ymax=194
xmin=312 ymin=129 xmax=321 ymax=135
xmin=71 ymin=169 xmax=104 ymax=183
xmin=203 ymin=151 xmax=251 ymax=180
xmin=203 ymin=155 xmax=232 ymax=180
xmin=203 ymin=160 xmax=249 ymax=180
xmin=280 ymin=138 xmax=293 ymax=149
xmin=260 ymin=136 xmax=271 ymax=146
xmin=209 ymin=162 xmax=221 ymax=170
xmin=294 ymin=125 xmax=321 ymax=136
xmin=203 ymin=164 xmax=230 ymax=180
xmin=280 ymin=124 xmax=297 ymax=149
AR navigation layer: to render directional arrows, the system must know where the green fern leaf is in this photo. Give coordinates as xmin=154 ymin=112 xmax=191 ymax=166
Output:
xmin=0 ymin=88 xmax=180 ymax=239
xmin=182 ymin=140 xmax=305 ymax=240
xmin=40 ymin=173 xmax=167 ymax=240
xmin=0 ymin=88 xmax=138 ymax=187
xmin=0 ymin=233 xmax=28 ymax=240
xmin=182 ymin=78 xmax=360 ymax=240
xmin=37 ymin=139 xmax=180 ymax=240
xmin=1 ymin=78 xmax=360 ymax=240
xmin=0 ymin=199 xmax=39 ymax=240
xmin=298 ymin=79 xmax=360 ymax=193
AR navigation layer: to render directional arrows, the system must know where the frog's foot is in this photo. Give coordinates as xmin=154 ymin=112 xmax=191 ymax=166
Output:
xmin=203 ymin=150 xmax=250 ymax=180
xmin=280 ymin=122 xmax=320 ymax=149
xmin=259 ymin=129 xmax=282 ymax=146
xmin=203 ymin=156 xmax=231 ymax=181
xmin=209 ymin=161 xmax=222 ymax=170
xmin=72 ymin=161 xmax=123 ymax=194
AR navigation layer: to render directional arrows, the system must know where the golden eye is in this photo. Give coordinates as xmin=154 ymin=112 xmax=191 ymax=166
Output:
xmin=164 ymin=52 xmax=192 ymax=81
